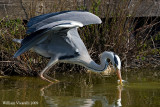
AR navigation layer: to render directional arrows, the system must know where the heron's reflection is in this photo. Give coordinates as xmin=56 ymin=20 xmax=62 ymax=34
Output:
xmin=40 ymin=82 xmax=123 ymax=107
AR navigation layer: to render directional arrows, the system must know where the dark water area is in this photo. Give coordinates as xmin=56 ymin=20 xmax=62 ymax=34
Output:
xmin=0 ymin=68 xmax=160 ymax=107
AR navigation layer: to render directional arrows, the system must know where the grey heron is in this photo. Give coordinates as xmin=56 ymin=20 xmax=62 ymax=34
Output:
xmin=13 ymin=11 xmax=123 ymax=84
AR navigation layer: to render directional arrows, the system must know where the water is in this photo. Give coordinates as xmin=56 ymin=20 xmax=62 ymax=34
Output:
xmin=0 ymin=69 xmax=160 ymax=107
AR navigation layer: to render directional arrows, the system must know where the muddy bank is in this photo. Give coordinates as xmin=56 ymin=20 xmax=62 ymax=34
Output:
xmin=0 ymin=50 xmax=159 ymax=76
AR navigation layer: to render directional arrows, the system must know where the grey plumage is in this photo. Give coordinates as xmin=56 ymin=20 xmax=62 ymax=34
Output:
xmin=27 ymin=11 xmax=102 ymax=34
xmin=13 ymin=10 xmax=122 ymax=83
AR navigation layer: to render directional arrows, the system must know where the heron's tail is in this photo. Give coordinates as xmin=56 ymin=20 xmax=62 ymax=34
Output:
xmin=13 ymin=39 xmax=23 ymax=44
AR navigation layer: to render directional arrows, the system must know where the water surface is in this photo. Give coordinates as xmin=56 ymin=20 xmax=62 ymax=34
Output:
xmin=0 ymin=69 xmax=160 ymax=107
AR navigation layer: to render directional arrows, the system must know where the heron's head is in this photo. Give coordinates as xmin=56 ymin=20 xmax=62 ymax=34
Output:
xmin=101 ymin=51 xmax=122 ymax=84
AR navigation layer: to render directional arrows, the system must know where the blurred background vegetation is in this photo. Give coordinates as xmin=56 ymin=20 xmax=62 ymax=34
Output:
xmin=0 ymin=0 xmax=160 ymax=76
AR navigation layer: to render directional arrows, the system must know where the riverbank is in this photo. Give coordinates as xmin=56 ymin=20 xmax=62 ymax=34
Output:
xmin=0 ymin=1 xmax=160 ymax=76
xmin=0 ymin=49 xmax=159 ymax=76
xmin=0 ymin=21 xmax=159 ymax=76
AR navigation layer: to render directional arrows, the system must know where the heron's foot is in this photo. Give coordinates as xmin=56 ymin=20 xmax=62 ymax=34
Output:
xmin=40 ymin=73 xmax=60 ymax=83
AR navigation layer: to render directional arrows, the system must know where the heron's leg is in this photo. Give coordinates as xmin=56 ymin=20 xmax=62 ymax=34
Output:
xmin=40 ymin=57 xmax=59 ymax=83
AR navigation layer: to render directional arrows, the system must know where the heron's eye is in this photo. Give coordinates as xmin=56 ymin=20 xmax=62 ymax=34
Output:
xmin=107 ymin=59 xmax=110 ymax=62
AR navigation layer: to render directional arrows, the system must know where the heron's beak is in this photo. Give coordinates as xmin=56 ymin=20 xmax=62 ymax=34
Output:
xmin=116 ymin=69 xmax=123 ymax=85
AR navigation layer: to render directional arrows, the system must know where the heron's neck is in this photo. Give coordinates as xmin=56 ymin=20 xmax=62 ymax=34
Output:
xmin=85 ymin=51 xmax=114 ymax=72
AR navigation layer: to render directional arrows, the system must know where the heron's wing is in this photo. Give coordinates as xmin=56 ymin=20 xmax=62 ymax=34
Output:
xmin=68 ymin=28 xmax=88 ymax=53
xmin=26 ymin=11 xmax=102 ymax=34
xmin=26 ymin=20 xmax=83 ymax=35
xmin=13 ymin=21 xmax=83 ymax=58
